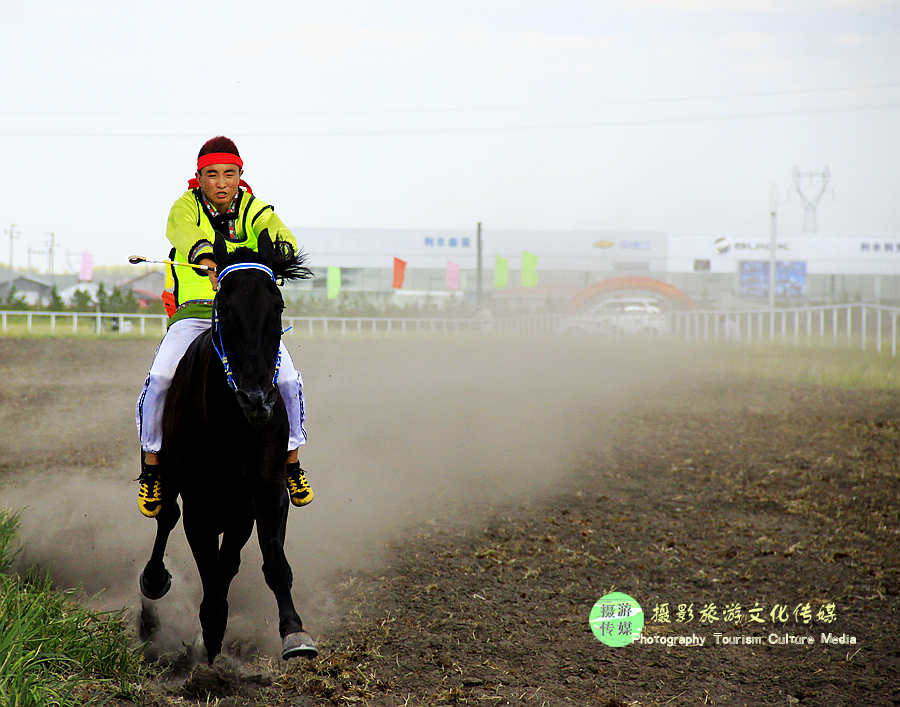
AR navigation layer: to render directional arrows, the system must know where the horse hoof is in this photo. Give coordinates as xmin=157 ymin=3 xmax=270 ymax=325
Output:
xmin=192 ymin=631 xmax=209 ymax=665
xmin=138 ymin=597 xmax=160 ymax=641
xmin=282 ymin=631 xmax=318 ymax=660
xmin=139 ymin=568 xmax=172 ymax=600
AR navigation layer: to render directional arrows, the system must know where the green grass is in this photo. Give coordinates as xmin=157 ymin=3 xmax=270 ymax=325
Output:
xmin=0 ymin=314 xmax=165 ymax=339
xmin=0 ymin=511 xmax=146 ymax=706
xmin=703 ymin=343 xmax=900 ymax=390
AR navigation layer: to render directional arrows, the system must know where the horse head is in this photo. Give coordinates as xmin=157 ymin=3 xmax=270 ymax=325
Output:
xmin=211 ymin=232 xmax=312 ymax=425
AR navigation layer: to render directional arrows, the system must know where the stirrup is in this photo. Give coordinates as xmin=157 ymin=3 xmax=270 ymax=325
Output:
xmin=287 ymin=464 xmax=314 ymax=507
xmin=137 ymin=461 xmax=163 ymax=518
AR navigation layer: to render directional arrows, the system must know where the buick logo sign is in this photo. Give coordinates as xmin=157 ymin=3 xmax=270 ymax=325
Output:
xmin=713 ymin=237 xmax=731 ymax=254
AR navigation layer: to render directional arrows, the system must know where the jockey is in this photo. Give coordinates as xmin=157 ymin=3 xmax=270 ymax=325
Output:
xmin=135 ymin=136 xmax=314 ymax=517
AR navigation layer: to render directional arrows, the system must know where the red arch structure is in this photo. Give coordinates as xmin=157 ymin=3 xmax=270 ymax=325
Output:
xmin=571 ymin=276 xmax=696 ymax=311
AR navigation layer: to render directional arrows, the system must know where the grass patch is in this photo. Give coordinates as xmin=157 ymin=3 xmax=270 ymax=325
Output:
xmin=703 ymin=343 xmax=900 ymax=390
xmin=0 ymin=314 xmax=165 ymax=339
xmin=0 ymin=510 xmax=146 ymax=706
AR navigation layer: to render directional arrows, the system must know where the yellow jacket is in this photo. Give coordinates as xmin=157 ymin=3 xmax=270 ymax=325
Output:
xmin=165 ymin=187 xmax=298 ymax=324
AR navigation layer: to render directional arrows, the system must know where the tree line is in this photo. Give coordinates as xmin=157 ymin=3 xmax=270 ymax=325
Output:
xmin=2 ymin=283 xmax=164 ymax=314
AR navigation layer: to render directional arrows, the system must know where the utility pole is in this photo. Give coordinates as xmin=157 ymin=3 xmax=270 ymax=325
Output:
xmin=31 ymin=233 xmax=58 ymax=275
xmin=476 ymin=221 xmax=483 ymax=309
xmin=6 ymin=224 xmax=19 ymax=269
xmin=769 ymin=185 xmax=778 ymax=316
xmin=47 ymin=232 xmax=56 ymax=276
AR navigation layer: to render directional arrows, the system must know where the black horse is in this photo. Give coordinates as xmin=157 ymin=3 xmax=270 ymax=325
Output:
xmin=140 ymin=232 xmax=316 ymax=663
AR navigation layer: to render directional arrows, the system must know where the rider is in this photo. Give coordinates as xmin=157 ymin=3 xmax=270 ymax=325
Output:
xmin=135 ymin=136 xmax=314 ymax=517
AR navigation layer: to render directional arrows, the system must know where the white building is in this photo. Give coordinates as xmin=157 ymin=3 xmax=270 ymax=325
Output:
xmin=287 ymin=227 xmax=900 ymax=307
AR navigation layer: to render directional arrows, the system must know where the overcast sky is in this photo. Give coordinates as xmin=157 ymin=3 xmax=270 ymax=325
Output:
xmin=1 ymin=0 xmax=898 ymax=270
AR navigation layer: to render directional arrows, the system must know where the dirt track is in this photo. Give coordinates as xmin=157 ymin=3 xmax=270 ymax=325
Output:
xmin=0 ymin=336 xmax=897 ymax=706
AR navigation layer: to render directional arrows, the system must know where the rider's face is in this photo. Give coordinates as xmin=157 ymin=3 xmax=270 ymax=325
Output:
xmin=197 ymin=163 xmax=242 ymax=211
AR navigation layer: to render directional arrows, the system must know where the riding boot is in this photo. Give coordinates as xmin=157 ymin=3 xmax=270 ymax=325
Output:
xmin=137 ymin=456 xmax=164 ymax=518
xmin=286 ymin=462 xmax=314 ymax=507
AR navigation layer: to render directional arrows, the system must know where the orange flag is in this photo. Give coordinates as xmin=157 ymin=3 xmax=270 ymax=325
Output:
xmin=392 ymin=257 xmax=407 ymax=289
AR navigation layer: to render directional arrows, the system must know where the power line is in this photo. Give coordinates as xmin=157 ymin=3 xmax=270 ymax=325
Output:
xmin=0 ymin=101 xmax=896 ymax=138
xmin=0 ymin=81 xmax=898 ymax=120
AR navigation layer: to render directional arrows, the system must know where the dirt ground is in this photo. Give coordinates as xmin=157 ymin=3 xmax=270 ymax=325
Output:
xmin=0 ymin=335 xmax=896 ymax=706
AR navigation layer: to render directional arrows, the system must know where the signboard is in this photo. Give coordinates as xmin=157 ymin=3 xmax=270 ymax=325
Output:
xmin=668 ymin=234 xmax=899 ymax=275
xmin=738 ymin=261 xmax=807 ymax=299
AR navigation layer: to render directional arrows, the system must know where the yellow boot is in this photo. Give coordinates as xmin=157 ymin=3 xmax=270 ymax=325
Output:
xmin=137 ymin=460 xmax=163 ymax=518
xmin=286 ymin=463 xmax=314 ymax=507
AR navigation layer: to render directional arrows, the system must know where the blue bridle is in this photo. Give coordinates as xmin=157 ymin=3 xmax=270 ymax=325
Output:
xmin=210 ymin=262 xmax=282 ymax=392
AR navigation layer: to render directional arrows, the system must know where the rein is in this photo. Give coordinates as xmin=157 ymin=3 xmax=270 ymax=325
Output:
xmin=210 ymin=262 xmax=282 ymax=392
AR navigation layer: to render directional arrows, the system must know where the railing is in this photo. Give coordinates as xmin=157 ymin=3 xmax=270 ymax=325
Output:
xmin=282 ymin=316 xmax=486 ymax=336
xmin=281 ymin=313 xmax=561 ymax=336
xmin=0 ymin=310 xmax=560 ymax=337
xmin=489 ymin=313 xmax=562 ymax=334
xmin=5 ymin=306 xmax=893 ymax=355
xmin=669 ymin=304 xmax=900 ymax=357
xmin=0 ymin=310 xmax=168 ymax=336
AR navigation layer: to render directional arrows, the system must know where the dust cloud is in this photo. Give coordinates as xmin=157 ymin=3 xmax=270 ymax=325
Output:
xmin=0 ymin=334 xmax=697 ymax=655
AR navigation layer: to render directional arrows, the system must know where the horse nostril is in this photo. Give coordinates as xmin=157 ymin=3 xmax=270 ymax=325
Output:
xmin=236 ymin=389 xmax=257 ymax=407
xmin=236 ymin=387 xmax=275 ymax=424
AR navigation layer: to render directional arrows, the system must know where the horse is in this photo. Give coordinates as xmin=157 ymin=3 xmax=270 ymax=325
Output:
xmin=139 ymin=231 xmax=316 ymax=664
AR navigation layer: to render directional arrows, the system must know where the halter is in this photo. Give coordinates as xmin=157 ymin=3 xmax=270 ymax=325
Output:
xmin=217 ymin=262 xmax=275 ymax=283
xmin=211 ymin=262 xmax=282 ymax=392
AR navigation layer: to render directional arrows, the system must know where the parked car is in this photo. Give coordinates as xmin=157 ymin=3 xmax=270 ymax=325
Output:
xmin=559 ymin=298 xmax=668 ymax=336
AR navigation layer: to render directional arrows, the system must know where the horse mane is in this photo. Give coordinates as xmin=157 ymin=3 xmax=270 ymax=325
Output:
xmin=222 ymin=238 xmax=314 ymax=282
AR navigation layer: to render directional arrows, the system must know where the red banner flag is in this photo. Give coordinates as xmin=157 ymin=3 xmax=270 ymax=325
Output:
xmin=392 ymin=257 xmax=407 ymax=289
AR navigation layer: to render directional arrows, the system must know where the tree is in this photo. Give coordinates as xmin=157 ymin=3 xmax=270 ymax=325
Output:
xmin=95 ymin=282 xmax=108 ymax=312
xmin=108 ymin=286 xmax=139 ymax=313
xmin=121 ymin=287 xmax=138 ymax=312
xmin=108 ymin=286 xmax=123 ymax=312
xmin=3 ymin=285 xmax=27 ymax=310
xmin=47 ymin=285 xmax=65 ymax=311
xmin=70 ymin=288 xmax=94 ymax=311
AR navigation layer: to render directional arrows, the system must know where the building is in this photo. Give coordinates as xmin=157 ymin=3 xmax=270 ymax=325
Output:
xmin=286 ymin=227 xmax=900 ymax=309
xmin=0 ymin=274 xmax=57 ymax=306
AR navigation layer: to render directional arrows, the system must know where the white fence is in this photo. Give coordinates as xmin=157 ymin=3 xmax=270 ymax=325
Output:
xmin=2 ymin=305 xmax=897 ymax=356
xmin=669 ymin=303 xmax=900 ymax=357
xmin=0 ymin=310 xmax=168 ymax=335
xmin=0 ymin=310 xmax=560 ymax=337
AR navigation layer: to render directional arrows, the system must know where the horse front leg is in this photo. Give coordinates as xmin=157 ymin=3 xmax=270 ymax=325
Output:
xmin=218 ymin=515 xmax=254 ymax=599
xmin=183 ymin=510 xmax=230 ymax=665
xmin=140 ymin=500 xmax=180 ymax=600
xmin=256 ymin=488 xmax=318 ymax=660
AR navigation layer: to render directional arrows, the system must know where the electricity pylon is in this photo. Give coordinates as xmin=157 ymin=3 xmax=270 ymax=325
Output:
xmin=793 ymin=166 xmax=830 ymax=233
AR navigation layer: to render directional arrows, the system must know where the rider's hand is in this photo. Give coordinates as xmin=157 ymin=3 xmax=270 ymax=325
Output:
xmin=198 ymin=257 xmax=218 ymax=290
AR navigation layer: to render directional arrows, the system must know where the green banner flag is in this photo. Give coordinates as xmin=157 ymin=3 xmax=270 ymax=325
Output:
xmin=326 ymin=265 xmax=341 ymax=300
xmin=521 ymin=251 xmax=538 ymax=288
xmin=494 ymin=256 xmax=509 ymax=289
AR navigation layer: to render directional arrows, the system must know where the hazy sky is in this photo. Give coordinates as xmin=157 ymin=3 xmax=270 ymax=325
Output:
xmin=1 ymin=0 xmax=898 ymax=269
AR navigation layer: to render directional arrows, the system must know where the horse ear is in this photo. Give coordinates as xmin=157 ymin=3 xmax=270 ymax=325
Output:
xmin=213 ymin=233 xmax=228 ymax=267
xmin=257 ymin=229 xmax=274 ymax=264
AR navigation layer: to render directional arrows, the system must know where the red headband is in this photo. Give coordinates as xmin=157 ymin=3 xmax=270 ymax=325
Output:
xmin=197 ymin=152 xmax=243 ymax=171
xmin=187 ymin=177 xmax=253 ymax=194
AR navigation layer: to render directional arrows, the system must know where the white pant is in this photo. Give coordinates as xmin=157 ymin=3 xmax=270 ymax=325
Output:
xmin=135 ymin=318 xmax=307 ymax=454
